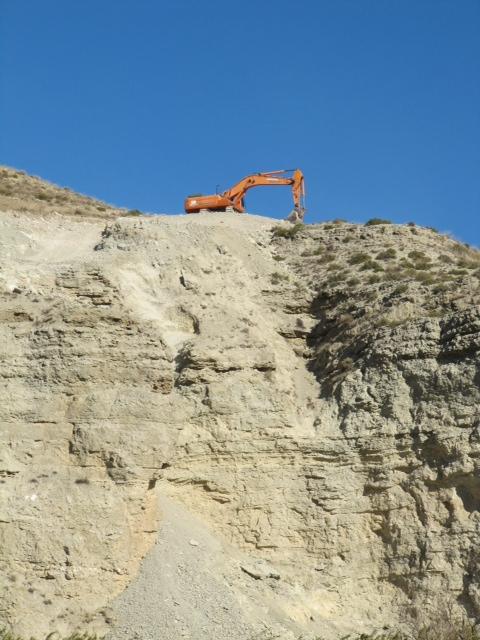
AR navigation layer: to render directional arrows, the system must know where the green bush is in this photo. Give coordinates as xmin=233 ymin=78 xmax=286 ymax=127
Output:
xmin=365 ymin=218 xmax=392 ymax=226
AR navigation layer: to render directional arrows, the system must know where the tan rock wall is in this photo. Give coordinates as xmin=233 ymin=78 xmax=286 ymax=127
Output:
xmin=1 ymin=210 xmax=480 ymax=636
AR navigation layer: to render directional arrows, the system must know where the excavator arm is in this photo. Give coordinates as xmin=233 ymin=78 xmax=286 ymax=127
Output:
xmin=184 ymin=169 xmax=306 ymax=219
xmin=225 ymin=169 xmax=305 ymax=216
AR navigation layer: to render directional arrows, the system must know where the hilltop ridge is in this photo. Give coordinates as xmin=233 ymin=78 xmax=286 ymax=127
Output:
xmin=0 ymin=166 xmax=124 ymax=219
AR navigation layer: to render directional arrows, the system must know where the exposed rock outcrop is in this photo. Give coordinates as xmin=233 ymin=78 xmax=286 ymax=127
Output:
xmin=1 ymin=176 xmax=480 ymax=638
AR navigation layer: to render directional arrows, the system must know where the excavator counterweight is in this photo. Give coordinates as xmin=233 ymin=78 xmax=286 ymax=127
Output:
xmin=184 ymin=169 xmax=306 ymax=220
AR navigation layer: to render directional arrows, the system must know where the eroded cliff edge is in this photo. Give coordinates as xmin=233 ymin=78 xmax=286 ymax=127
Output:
xmin=1 ymin=173 xmax=480 ymax=637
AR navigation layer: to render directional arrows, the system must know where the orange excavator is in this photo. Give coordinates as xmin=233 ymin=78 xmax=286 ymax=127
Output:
xmin=184 ymin=169 xmax=306 ymax=221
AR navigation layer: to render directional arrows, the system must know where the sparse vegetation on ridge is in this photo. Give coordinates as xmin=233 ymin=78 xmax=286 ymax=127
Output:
xmin=0 ymin=165 xmax=122 ymax=218
xmin=271 ymin=218 xmax=480 ymax=377
xmin=365 ymin=217 xmax=392 ymax=226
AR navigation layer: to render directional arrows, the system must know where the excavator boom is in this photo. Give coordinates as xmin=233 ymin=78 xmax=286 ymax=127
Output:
xmin=184 ymin=169 xmax=305 ymax=219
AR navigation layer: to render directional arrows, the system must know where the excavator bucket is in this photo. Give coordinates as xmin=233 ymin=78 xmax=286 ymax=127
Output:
xmin=286 ymin=207 xmax=305 ymax=223
xmin=286 ymin=210 xmax=298 ymax=223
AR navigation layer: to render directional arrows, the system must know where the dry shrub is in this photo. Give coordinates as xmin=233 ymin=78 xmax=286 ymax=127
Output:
xmin=408 ymin=250 xmax=430 ymax=261
xmin=376 ymin=248 xmax=397 ymax=260
xmin=318 ymin=253 xmax=335 ymax=264
xmin=360 ymin=260 xmax=384 ymax=272
xmin=272 ymin=223 xmax=304 ymax=239
xmin=270 ymin=271 xmax=289 ymax=284
xmin=349 ymin=252 xmax=371 ymax=265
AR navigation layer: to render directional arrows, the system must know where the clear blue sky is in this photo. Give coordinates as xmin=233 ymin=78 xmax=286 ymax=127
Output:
xmin=1 ymin=1 xmax=479 ymax=243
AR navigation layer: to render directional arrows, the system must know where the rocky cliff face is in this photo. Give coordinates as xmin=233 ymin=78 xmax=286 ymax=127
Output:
xmin=1 ymin=171 xmax=480 ymax=638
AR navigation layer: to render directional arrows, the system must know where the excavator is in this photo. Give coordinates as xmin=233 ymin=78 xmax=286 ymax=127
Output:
xmin=184 ymin=169 xmax=306 ymax=221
